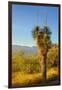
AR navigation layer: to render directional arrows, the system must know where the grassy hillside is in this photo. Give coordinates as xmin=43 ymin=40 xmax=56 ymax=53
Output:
xmin=12 ymin=45 xmax=59 ymax=87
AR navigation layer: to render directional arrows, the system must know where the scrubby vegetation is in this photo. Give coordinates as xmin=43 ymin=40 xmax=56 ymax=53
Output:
xmin=12 ymin=45 xmax=59 ymax=86
xmin=12 ymin=53 xmax=40 ymax=73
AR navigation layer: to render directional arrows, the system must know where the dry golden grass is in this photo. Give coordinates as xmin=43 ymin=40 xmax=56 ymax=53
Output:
xmin=12 ymin=72 xmax=43 ymax=86
xmin=12 ymin=67 xmax=59 ymax=86
xmin=47 ymin=67 xmax=59 ymax=80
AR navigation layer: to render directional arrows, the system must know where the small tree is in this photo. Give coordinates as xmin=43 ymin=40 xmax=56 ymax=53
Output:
xmin=32 ymin=25 xmax=52 ymax=80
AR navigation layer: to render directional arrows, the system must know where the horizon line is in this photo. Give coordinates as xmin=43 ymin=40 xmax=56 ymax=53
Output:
xmin=12 ymin=42 xmax=58 ymax=47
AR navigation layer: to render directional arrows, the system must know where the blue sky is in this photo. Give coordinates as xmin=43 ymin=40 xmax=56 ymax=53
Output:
xmin=12 ymin=4 xmax=59 ymax=46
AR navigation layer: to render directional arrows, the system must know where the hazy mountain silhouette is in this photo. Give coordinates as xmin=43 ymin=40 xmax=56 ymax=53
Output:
xmin=12 ymin=45 xmax=38 ymax=55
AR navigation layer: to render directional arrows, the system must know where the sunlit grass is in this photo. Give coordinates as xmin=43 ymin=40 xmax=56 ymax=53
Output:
xmin=47 ymin=67 xmax=59 ymax=80
xmin=12 ymin=72 xmax=43 ymax=86
xmin=12 ymin=46 xmax=59 ymax=86
xmin=12 ymin=67 xmax=59 ymax=86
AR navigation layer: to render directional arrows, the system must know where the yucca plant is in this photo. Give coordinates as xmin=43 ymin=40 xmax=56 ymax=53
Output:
xmin=32 ymin=25 xmax=52 ymax=80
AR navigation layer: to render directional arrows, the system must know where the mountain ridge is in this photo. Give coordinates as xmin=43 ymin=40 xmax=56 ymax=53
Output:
xmin=12 ymin=45 xmax=38 ymax=55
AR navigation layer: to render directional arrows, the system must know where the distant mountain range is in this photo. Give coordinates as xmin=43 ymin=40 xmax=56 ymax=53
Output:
xmin=12 ymin=45 xmax=38 ymax=55
xmin=12 ymin=44 xmax=58 ymax=56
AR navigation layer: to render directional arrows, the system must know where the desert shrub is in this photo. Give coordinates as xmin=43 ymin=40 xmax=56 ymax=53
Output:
xmin=12 ymin=45 xmax=59 ymax=73
xmin=47 ymin=45 xmax=59 ymax=69
xmin=12 ymin=52 xmax=40 ymax=73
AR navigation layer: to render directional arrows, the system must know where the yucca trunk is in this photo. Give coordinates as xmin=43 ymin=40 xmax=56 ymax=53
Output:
xmin=43 ymin=48 xmax=48 ymax=81
xmin=38 ymin=50 xmax=47 ymax=81
xmin=39 ymin=52 xmax=47 ymax=81
xmin=43 ymin=54 xmax=46 ymax=80
xmin=36 ymin=42 xmax=44 ymax=78
xmin=35 ymin=39 xmax=48 ymax=81
xmin=38 ymin=52 xmax=44 ymax=74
